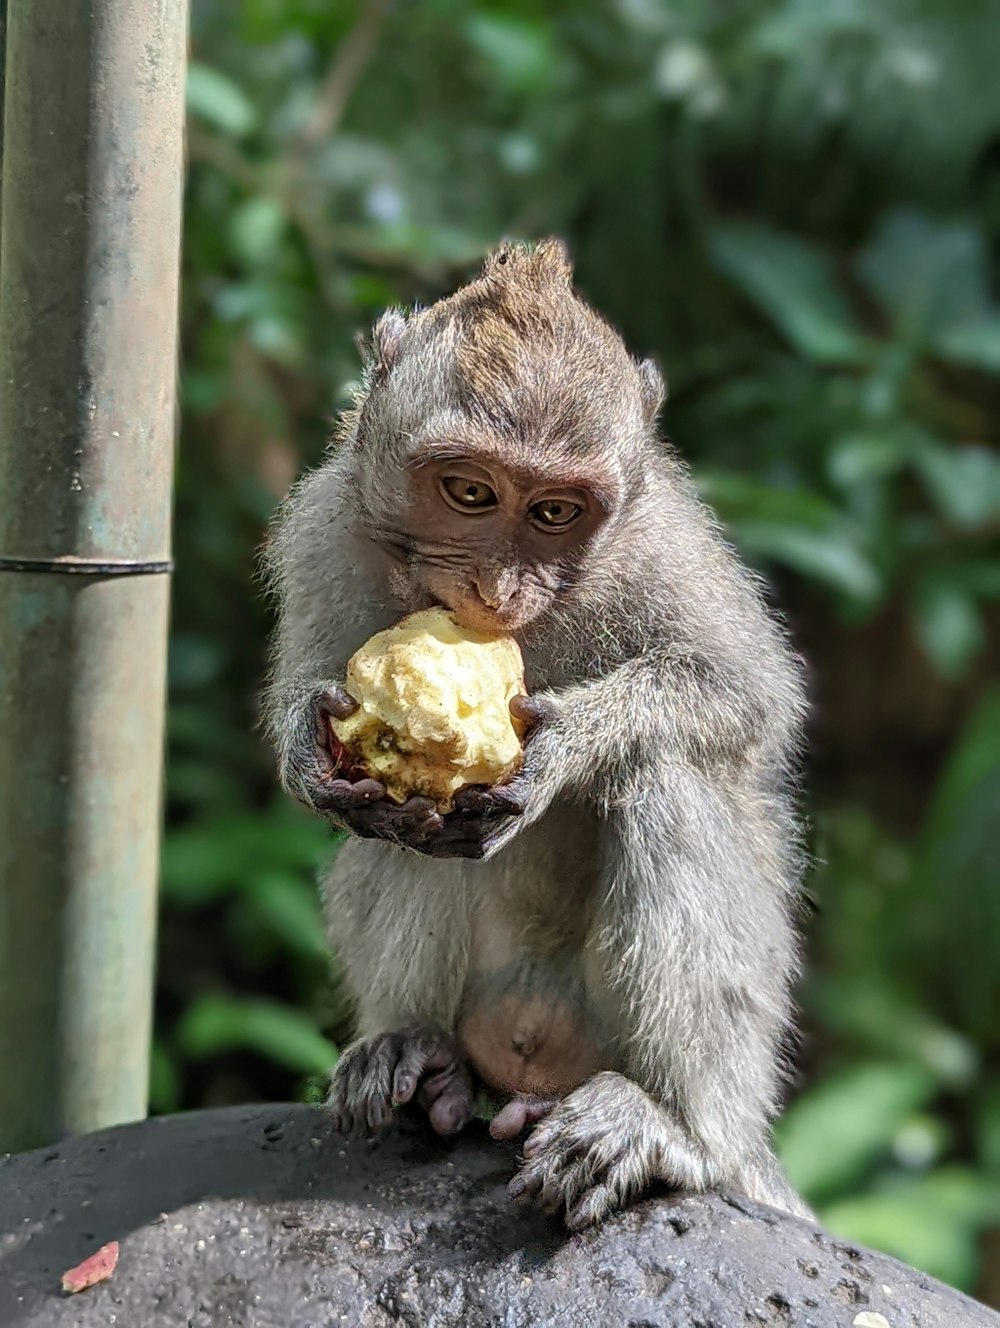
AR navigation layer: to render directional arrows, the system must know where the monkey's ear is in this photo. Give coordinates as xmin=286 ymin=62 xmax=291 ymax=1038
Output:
xmin=638 ymin=358 xmax=666 ymax=422
xmin=363 ymin=309 xmax=407 ymax=376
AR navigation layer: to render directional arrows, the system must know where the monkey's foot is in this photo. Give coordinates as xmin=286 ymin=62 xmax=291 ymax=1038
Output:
xmin=327 ymin=1025 xmax=474 ymax=1138
xmin=508 ymin=1071 xmax=687 ymax=1231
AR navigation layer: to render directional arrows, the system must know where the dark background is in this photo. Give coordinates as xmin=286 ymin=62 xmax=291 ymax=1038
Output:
xmin=161 ymin=0 xmax=1000 ymax=1302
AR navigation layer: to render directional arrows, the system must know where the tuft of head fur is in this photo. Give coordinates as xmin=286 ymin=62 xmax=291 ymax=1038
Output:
xmin=345 ymin=239 xmax=665 ymax=477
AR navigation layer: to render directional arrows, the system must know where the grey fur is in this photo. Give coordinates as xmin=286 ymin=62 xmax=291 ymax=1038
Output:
xmin=262 ymin=242 xmax=811 ymax=1226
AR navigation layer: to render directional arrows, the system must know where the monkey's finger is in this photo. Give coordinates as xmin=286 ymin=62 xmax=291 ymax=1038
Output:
xmin=316 ymin=685 xmax=360 ymax=722
xmin=418 ymin=815 xmax=489 ymax=859
xmin=509 ymin=693 xmax=554 ymax=731
xmin=452 ymin=783 xmax=526 ymax=817
xmin=394 ymin=796 xmax=444 ymax=834
xmin=314 ymin=778 xmax=381 ymax=814
xmin=348 ymin=778 xmax=387 ymax=805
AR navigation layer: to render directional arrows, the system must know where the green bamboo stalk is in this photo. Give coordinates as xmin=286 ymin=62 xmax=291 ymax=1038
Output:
xmin=0 ymin=0 xmax=189 ymax=1151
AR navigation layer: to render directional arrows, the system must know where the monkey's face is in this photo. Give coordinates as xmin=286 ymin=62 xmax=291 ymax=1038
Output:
xmin=376 ymin=450 xmax=614 ymax=637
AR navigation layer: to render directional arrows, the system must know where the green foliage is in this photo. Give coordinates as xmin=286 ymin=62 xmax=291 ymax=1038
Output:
xmin=163 ymin=0 xmax=999 ymax=1298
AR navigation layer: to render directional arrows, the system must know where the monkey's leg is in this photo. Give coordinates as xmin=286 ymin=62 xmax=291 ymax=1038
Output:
xmin=322 ymin=843 xmax=477 ymax=1139
xmin=328 ymin=1024 xmax=474 ymax=1137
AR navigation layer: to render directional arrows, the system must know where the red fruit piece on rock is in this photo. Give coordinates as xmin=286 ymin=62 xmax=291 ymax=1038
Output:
xmin=61 ymin=1240 xmax=119 ymax=1294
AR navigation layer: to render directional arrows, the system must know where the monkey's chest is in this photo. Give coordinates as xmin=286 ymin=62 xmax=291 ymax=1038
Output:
xmin=456 ymin=960 xmax=612 ymax=1099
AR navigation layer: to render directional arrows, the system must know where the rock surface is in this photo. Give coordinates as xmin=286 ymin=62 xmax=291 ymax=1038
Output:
xmin=0 ymin=1104 xmax=994 ymax=1327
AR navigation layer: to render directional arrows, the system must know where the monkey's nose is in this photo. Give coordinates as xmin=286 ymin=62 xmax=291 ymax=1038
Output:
xmin=474 ymin=571 xmax=518 ymax=608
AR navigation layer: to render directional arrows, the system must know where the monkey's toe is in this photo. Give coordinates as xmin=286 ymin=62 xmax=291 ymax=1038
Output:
xmin=565 ymin=1180 xmax=619 ymax=1231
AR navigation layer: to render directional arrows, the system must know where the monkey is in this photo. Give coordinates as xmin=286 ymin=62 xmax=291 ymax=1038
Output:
xmin=263 ymin=238 xmax=812 ymax=1229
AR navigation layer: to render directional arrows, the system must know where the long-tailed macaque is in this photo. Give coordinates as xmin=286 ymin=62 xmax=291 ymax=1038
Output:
xmin=264 ymin=240 xmax=811 ymax=1228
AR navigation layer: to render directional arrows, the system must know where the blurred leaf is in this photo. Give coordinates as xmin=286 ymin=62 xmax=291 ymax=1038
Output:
xmin=161 ymin=807 xmax=330 ymax=906
xmin=826 ymin=431 xmax=907 ymax=488
xmin=464 ymin=16 xmax=557 ymax=95
xmin=935 ymin=315 xmax=1000 ymax=370
xmin=227 ymin=197 xmax=288 ymax=269
xmin=696 ymin=471 xmax=844 ymax=527
xmin=732 ymin=520 xmax=882 ymax=604
xmin=808 ymin=975 xmax=978 ymax=1087
xmin=775 ymin=1062 xmax=937 ymax=1201
xmin=709 ymin=224 xmax=869 ymax=364
xmin=912 ymin=442 xmax=1000 ymax=529
xmin=187 ymin=63 xmax=258 ymax=137
xmin=975 ymin=1077 xmax=1000 ymax=1176
xmin=912 ymin=576 xmax=985 ymax=679
xmin=857 ymin=209 xmax=994 ymax=346
xmin=177 ymin=995 xmax=336 ymax=1073
xmin=245 ymin=872 xmax=328 ymax=959
xmin=913 ymin=692 xmax=1000 ymax=1043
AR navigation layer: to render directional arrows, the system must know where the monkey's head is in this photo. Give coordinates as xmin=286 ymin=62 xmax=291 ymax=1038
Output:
xmin=347 ymin=239 xmax=665 ymax=636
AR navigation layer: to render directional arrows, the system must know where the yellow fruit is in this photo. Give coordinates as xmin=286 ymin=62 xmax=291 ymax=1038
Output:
xmin=329 ymin=608 xmax=526 ymax=811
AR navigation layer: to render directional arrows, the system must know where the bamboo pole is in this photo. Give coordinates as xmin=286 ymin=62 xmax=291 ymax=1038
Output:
xmin=0 ymin=0 xmax=188 ymax=1151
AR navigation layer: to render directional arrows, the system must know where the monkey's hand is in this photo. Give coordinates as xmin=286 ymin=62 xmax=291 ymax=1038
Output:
xmin=425 ymin=695 xmax=556 ymax=860
xmin=327 ymin=1024 xmax=474 ymax=1137
xmin=509 ymin=1071 xmax=706 ymax=1231
xmin=286 ymin=684 xmax=446 ymax=850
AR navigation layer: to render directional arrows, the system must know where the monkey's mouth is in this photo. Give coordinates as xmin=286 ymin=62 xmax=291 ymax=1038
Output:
xmin=450 ymin=597 xmax=533 ymax=638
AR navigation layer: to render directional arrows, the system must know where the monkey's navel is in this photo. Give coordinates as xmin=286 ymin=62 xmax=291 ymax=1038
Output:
xmin=511 ymin=1032 xmax=537 ymax=1058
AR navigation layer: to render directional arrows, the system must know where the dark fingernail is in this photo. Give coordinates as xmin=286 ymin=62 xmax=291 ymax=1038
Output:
xmin=318 ymin=687 xmax=359 ymax=721
xmin=394 ymin=1075 xmax=413 ymax=1103
xmin=508 ymin=1178 xmax=528 ymax=1201
xmin=510 ymin=694 xmax=547 ymax=725
xmin=352 ymin=779 xmax=385 ymax=803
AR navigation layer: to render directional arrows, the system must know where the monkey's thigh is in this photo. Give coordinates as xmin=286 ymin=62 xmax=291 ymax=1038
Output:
xmin=321 ymin=837 xmax=474 ymax=1036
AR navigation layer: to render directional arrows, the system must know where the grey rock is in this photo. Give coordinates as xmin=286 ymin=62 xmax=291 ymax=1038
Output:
xmin=0 ymin=1104 xmax=993 ymax=1327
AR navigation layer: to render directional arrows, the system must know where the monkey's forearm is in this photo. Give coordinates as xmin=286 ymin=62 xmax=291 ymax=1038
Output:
xmin=530 ymin=651 xmax=776 ymax=811
xmin=598 ymin=771 xmax=796 ymax=1179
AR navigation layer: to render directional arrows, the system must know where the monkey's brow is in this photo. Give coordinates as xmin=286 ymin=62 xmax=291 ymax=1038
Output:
xmin=402 ymin=441 xmax=481 ymax=469
xmin=404 ymin=439 xmax=617 ymax=502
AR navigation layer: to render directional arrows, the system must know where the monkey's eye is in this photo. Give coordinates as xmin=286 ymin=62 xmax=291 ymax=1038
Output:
xmin=530 ymin=498 xmax=583 ymax=530
xmin=440 ymin=476 xmax=498 ymax=512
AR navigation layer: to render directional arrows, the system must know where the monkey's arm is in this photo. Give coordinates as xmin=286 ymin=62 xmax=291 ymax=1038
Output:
xmin=511 ymin=765 xmax=808 ymax=1226
xmin=263 ymin=465 xmax=409 ymax=809
xmin=431 ymin=646 xmax=799 ymax=858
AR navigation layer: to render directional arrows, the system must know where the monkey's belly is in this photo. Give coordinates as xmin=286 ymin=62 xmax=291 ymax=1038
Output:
xmin=458 ymin=992 xmax=607 ymax=1098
